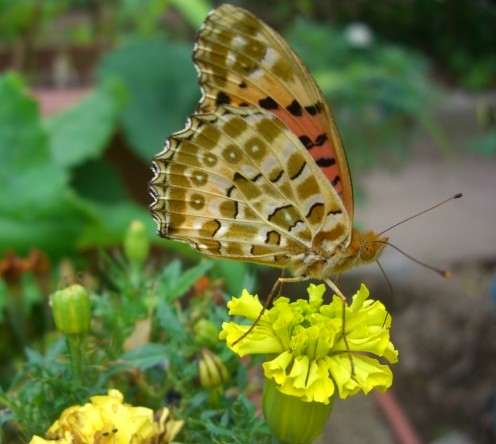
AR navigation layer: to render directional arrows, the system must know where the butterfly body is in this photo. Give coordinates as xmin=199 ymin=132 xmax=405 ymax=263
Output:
xmin=150 ymin=5 xmax=387 ymax=283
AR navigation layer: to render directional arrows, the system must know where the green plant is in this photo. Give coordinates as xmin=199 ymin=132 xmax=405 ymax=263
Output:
xmin=0 ymin=72 xmax=153 ymax=258
xmin=304 ymin=0 xmax=496 ymax=91
xmin=0 ymin=224 xmax=270 ymax=443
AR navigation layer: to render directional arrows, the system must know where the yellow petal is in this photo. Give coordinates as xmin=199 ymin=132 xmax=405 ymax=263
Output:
xmin=226 ymin=289 xmax=264 ymax=321
xmin=263 ymin=351 xmax=293 ymax=385
xmin=303 ymin=359 xmax=335 ymax=403
xmin=220 ymin=322 xmax=283 ymax=357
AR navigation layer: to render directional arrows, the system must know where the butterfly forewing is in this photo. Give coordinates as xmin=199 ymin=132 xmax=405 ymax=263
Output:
xmin=150 ymin=105 xmax=350 ymax=271
xmin=194 ymin=4 xmax=354 ymax=220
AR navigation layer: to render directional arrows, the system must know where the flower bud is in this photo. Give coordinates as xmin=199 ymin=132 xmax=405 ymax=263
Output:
xmin=262 ymin=377 xmax=334 ymax=444
xmin=124 ymin=220 xmax=150 ymax=263
xmin=198 ymin=348 xmax=228 ymax=388
xmin=51 ymin=285 xmax=91 ymax=335
xmin=194 ymin=319 xmax=220 ymax=348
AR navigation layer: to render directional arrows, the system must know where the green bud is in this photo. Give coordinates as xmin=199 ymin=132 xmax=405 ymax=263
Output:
xmin=198 ymin=348 xmax=228 ymax=388
xmin=262 ymin=377 xmax=334 ymax=444
xmin=194 ymin=319 xmax=220 ymax=347
xmin=51 ymin=284 xmax=91 ymax=335
xmin=124 ymin=220 xmax=150 ymax=263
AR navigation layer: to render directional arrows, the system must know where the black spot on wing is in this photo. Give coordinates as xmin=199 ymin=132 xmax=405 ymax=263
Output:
xmin=287 ymin=99 xmax=302 ymax=116
xmin=298 ymin=133 xmax=328 ymax=150
xmin=299 ymin=135 xmax=313 ymax=149
xmin=316 ymin=157 xmax=336 ymax=167
xmin=216 ymin=92 xmax=231 ymax=105
xmin=304 ymin=104 xmax=317 ymax=115
xmin=314 ymin=133 xmax=327 ymax=146
xmin=304 ymin=101 xmax=324 ymax=115
xmin=259 ymin=96 xmax=279 ymax=110
xmin=331 ymin=175 xmax=341 ymax=187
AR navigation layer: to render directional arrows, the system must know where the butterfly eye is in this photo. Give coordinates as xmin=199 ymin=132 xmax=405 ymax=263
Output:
xmin=359 ymin=240 xmax=379 ymax=262
xmin=355 ymin=231 xmax=386 ymax=263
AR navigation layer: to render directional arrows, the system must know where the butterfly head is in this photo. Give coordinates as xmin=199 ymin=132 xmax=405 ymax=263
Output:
xmin=349 ymin=228 xmax=388 ymax=266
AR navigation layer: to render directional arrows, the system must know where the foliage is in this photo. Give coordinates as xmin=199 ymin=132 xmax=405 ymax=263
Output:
xmin=98 ymin=37 xmax=199 ymax=161
xmin=0 ymin=72 xmax=151 ymax=258
xmin=118 ymin=0 xmax=211 ymax=35
xmin=0 ymin=0 xmax=71 ymax=44
xmin=0 ymin=0 xmax=211 ymax=47
xmin=2 ymin=0 xmax=494 ymax=90
xmin=0 ymin=231 xmax=271 ymax=443
xmin=325 ymin=0 xmax=496 ymax=91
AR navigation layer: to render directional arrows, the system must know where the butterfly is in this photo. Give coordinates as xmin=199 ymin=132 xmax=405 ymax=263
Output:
xmin=149 ymin=4 xmax=387 ymax=300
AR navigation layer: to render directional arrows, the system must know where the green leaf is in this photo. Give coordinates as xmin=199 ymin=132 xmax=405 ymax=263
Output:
xmin=0 ymin=73 xmax=92 ymax=256
xmin=24 ymin=348 xmax=46 ymax=367
xmin=71 ymin=157 xmax=129 ymax=203
xmin=98 ymin=37 xmax=199 ymax=161
xmin=119 ymin=343 xmax=170 ymax=370
xmin=214 ymin=261 xmax=249 ymax=296
xmin=170 ymin=0 xmax=212 ymax=28
xmin=44 ymin=79 xmax=126 ymax=169
xmin=0 ymin=73 xmax=60 ymax=212
xmin=158 ymin=260 xmax=213 ymax=303
xmin=77 ymin=202 xmax=153 ymax=250
xmin=156 ymin=300 xmax=186 ymax=338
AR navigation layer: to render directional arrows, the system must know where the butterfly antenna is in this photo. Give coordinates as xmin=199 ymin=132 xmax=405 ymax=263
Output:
xmin=377 ymin=193 xmax=462 ymax=237
xmin=376 ymin=259 xmax=392 ymax=328
xmin=374 ymin=240 xmax=451 ymax=278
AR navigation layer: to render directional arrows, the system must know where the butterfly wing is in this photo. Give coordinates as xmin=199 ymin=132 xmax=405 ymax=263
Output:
xmin=194 ymin=4 xmax=354 ymax=223
xmin=150 ymin=106 xmax=350 ymax=276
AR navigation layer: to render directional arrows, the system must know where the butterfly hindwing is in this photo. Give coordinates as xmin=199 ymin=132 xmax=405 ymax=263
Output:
xmin=150 ymin=106 xmax=350 ymax=271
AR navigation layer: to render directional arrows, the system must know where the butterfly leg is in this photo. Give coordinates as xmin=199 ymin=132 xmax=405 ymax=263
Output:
xmin=232 ymin=273 xmax=304 ymax=346
xmin=324 ymin=279 xmax=355 ymax=376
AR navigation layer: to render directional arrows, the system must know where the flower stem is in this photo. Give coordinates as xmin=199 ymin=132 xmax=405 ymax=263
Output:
xmin=65 ymin=334 xmax=85 ymax=384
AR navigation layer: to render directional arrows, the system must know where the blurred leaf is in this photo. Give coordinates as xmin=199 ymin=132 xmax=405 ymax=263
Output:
xmin=0 ymin=74 xmax=59 ymax=211
xmin=0 ymin=0 xmax=70 ymax=43
xmin=118 ymin=0 xmax=171 ymax=37
xmin=0 ymin=73 xmax=92 ymax=256
xmin=119 ymin=343 xmax=170 ymax=370
xmin=98 ymin=37 xmax=199 ymax=161
xmin=71 ymin=157 xmax=129 ymax=203
xmin=0 ymin=207 xmax=87 ymax=258
xmin=44 ymin=79 xmax=126 ymax=169
xmin=157 ymin=260 xmax=213 ymax=303
xmin=156 ymin=300 xmax=186 ymax=338
xmin=77 ymin=202 xmax=153 ymax=250
xmin=214 ymin=261 xmax=249 ymax=296
xmin=170 ymin=0 xmax=212 ymax=28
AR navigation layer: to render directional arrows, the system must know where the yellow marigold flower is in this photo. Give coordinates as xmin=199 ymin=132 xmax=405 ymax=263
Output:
xmin=220 ymin=284 xmax=398 ymax=403
xmin=29 ymin=389 xmax=183 ymax=444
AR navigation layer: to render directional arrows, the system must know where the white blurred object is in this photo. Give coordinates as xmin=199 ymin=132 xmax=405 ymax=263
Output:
xmin=345 ymin=22 xmax=374 ymax=48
